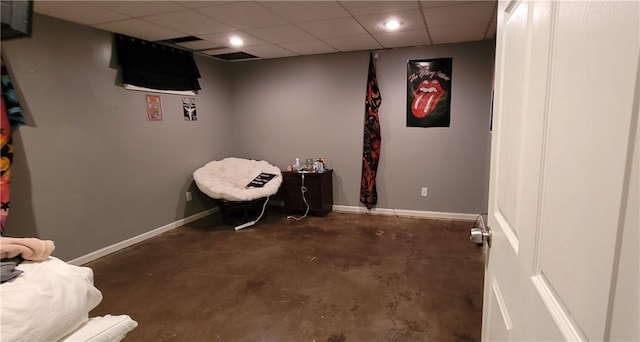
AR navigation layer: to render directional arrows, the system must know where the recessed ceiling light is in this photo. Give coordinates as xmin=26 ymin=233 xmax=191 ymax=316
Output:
xmin=383 ymin=19 xmax=402 ymax=31
xmin=229 ymin=36 xmax=244 ymax=47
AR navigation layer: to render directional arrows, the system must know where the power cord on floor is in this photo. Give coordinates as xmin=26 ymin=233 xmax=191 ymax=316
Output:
xmin=234 ymin=195 xmax=270 ymax=231
xmin=254 ymin=195 xmax=270 ymax=222
xmin=287 ymin=172 xmax=310 ymax=221
xmin=472 ymin=212 xmax=488 ymax=227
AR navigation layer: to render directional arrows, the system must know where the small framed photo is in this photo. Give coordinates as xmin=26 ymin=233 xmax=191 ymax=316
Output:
xmin=146 ymin=95 xmax=163 ymax=121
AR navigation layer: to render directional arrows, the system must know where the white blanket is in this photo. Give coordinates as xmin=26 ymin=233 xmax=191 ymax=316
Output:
xmin=0 ymin=237 xmax=55 ymax=261
xmin=0 ymin=257 xmax=103 ymax=342
xmin=193 ymin=157 xmax=283 ymax=201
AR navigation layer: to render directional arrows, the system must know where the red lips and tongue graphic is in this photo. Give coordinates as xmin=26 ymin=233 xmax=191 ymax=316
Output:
xmin=411 ymin=79 xmax=445 ymax=118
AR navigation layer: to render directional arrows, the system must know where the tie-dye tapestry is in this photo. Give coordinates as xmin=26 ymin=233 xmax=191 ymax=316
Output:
xmin=360 ymin=53 xmax=382 ymax=209
xmin=1 ymin=56 xmax=25 ymax=234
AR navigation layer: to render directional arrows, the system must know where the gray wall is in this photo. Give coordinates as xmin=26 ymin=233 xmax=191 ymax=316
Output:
xmin=2 ymin=14 xmax=494 ymax=260
xmin=229 ymin=41 xmax=494 ymax=213
xmin=2 ymin=14 xmax=233 ymax=260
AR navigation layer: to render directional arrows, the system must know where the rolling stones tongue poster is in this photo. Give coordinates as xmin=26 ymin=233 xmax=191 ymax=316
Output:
xmin=406 ymin=58 xmax=452 ymax=127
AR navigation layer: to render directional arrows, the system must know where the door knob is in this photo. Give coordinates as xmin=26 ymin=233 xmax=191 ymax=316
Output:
xmin=470 ymin=226 xmax=492 ymax=247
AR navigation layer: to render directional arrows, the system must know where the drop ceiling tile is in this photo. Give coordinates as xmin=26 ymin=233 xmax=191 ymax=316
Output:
xmin=356 ymin=10 xmax=425 ymax=34
xmin=35 ymin=0 xmax=497 ymax=60
xmin=143 ymin=10 xmax=232 ymax=35
xmin=94 ymin=19 xmax=185 ymax=41
xmin=485 ymin=8 xmax=497 ymax=39
xmin=196 ymin=2 xmax=288 ymax=29
xmin=279 ymin=40 xmax=339 ymax=55
xmin=424 ymin=2 xmax=495 ymax=27
xmin=241 ymin=45 xmax=298 ymax=59
xmin=34 ymin=1 xmax=129 ymax=25
xmin=373 ymin=29 xmax=430 ymax=48
xmin=420 ymin=1 xmax=477 ymax=8
xmin=93 ymin=1 xmax=183 ymax=17
xmin=197 ymin=31 xmax=268 ymax=48
xmin=339 ymin=1 xmax=418 ymax=15
xmin=176 ymin=1 xmax=233 ymax=9
xmin=429 ymin=24 xmax=487 ymax=44
xmin=260 ymin=1 xmax=350 ymax=23
xmin=297 ymin=17 xmax=366 ymax=39
xmin=324 ymin=35 xmax=382 ymax=52
xmin=200 ymin=47 xmax=240 ymax=55
xmin=247 ymin=25 xmax=316 ymax=44
xmin=176 ymin=40 xmax=224 ymax=51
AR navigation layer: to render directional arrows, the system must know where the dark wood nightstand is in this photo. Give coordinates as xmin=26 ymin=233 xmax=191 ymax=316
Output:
xmin=281 ymin=170 xmax=333 ymax=216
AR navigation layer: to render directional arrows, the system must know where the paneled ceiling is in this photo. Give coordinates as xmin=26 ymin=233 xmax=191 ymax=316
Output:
xmin=34 ymin=0 xmax=497 ymax=61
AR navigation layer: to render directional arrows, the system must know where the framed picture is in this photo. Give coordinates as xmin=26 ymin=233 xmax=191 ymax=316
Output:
xmin=145 ymin=95 xmax=163 ymax=121
xmin=182 ymin=97 xmax=197 ymax=121
xmin=406 ymin=58 xmax=452 ymax=127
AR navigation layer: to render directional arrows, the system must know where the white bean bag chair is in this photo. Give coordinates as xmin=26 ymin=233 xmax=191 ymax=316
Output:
xmin=193 ymin=157 xmax=282 ymax=202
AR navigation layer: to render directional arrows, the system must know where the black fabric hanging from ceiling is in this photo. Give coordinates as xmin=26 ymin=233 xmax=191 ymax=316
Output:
xmin=115 ymin=34 xmax=201 ymax=91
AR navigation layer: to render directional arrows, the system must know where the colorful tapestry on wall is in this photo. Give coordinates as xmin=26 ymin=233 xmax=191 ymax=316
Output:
xmin=1 ymin=58 xmax=25 ymax=129
xmin=360 ymin=53 xmax=382 ymax=209
xmin=1 ymin=97 xmax=11 ymax=233
xmin=406 ymin=58 xmax=452 ymax=127
xmin=1 ymin=56 xmax=25 ymax=234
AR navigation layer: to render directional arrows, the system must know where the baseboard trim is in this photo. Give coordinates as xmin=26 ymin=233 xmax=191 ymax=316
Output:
xmin=68 ymin=208 xmax=218 ymax=266
xmin=332 ymin=205 xmax=479 ymax=221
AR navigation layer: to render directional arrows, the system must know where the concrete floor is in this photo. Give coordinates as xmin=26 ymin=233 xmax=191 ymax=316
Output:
xmin=87 ymin=210 xmax=484 ymax=341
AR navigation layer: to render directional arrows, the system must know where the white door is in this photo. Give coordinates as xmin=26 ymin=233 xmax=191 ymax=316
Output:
xmin=482 ymin=1 xmax=639 ymax=341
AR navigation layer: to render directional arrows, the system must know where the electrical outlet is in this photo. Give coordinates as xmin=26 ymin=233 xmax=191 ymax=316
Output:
xmin=421 ymin=187 xmax=428 ymax=197
xmin=186 ymin=191 xmax=192 ymax=202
